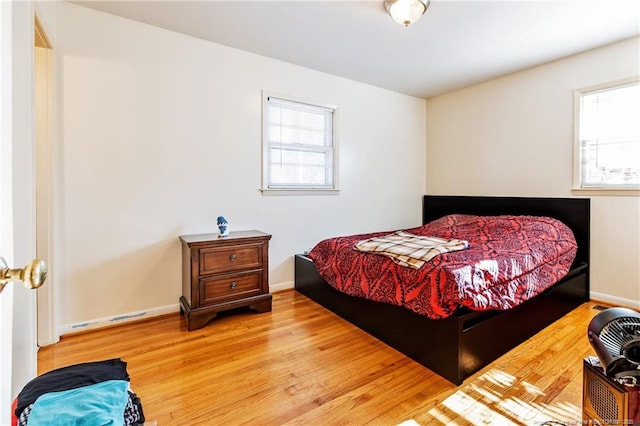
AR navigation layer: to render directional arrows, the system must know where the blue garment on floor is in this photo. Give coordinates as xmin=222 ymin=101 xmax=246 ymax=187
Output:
xmin=27 ymin=379 xmax=129 ymax=426
xmin=16 ymin=358 xmax=129 ymax=418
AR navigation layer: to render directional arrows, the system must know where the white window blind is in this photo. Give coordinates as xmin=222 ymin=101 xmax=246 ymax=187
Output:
xmin=577 ymin=80 xmax=640 ymax=189
xmin=263 ymin=94 xmax=337 ymax=192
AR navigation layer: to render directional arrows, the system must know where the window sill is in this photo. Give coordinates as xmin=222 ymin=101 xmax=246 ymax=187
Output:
xmin=571 ymin=187 xmax=640 ymax=196
xmin=261 ymin=188 xmax=340 ymax=196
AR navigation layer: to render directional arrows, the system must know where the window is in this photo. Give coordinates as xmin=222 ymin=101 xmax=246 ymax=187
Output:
xmin=574 ymin=77 xmax=640 ymax=191
xmin=262 ymin=92 xmax=338 ymax=194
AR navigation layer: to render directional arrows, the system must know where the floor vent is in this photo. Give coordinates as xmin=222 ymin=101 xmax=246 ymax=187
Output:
xmin=592 ymin=304 xmax=609 ymax=311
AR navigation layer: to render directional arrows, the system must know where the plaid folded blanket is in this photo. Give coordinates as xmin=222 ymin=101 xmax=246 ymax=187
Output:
xmin=354 ymin=231 xmax=469 ymax=269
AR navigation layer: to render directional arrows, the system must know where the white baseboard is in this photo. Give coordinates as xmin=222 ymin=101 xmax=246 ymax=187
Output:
xmin=60 ymin=281 xmax=295 ymax=336
xmin=60 ymin=303 xmax=181 ymax=336
xmin=270 ymin=280 xmax=294 ymax=293
xmin=590 ymin=291 xmax=640 ymax=310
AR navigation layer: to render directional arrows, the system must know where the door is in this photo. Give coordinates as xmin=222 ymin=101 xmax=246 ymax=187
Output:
xmin=0 ymin=1 xmax=39 ymax=424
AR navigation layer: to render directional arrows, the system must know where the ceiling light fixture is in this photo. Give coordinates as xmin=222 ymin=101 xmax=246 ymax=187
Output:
xmin=385 ymin=0 xmax=430 ymax=27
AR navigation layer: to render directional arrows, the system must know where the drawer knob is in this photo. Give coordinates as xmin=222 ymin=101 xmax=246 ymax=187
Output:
xmin=229 ymin=254 xmax=237 ymax=261
xmin=230 ymin=281 xmax=238 ymax=289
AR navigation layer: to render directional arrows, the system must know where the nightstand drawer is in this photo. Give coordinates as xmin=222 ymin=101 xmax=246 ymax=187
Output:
xmin=200 ymin=271 xmax=262 ymax=305
xmin=199 ymin=244 xmax=263 ymax=275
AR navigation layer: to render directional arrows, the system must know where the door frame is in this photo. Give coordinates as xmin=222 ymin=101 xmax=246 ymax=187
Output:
xmin=34 ymin=13 xmax=58 ymax=347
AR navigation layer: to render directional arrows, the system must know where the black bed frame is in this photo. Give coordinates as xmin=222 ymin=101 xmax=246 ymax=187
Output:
xmin=294 ymin=195 xmax=590 ymax=385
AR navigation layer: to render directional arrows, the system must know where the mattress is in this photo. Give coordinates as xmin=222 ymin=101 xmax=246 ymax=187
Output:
xmin=308 ymin=214 xmax=578 ymax=319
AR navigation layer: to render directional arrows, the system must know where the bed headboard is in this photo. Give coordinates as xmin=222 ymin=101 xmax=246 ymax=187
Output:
xmin=423 ymin=195 xmax=590 ymax=268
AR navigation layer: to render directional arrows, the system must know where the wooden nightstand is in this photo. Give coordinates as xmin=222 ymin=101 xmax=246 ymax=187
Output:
xmin=179 ymin=230 xmax=272 ymax=331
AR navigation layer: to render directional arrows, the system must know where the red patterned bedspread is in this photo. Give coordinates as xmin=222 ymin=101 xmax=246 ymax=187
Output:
xmin=308 ymin=214 xmax=578 ymax=319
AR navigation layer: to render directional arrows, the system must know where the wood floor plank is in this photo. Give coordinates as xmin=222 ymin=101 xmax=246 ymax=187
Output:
xmin=37 ymin=290 xmax=611 ymax=425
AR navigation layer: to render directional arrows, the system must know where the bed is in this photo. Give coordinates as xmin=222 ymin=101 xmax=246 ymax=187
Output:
xmin=294 ymin=195 xmax=590 ymax=385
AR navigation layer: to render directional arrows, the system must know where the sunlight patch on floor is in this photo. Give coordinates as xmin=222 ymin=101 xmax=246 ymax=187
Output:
xmin=468 ymin=383 xmax=502 ymax=403
xmin=442 ymin=389 xmax=517 ymax=425
xmin=427 ymin=407 xmax=461 ymax=425
xmin=396 ymin=419 xmax=420 ymax=426
xmin=481 ymin=369 xmax=516 ymax=388
xmin=530 ymin=400 xmax=581 ymax=421
xmin=521 ymin=381 xmax=544 ymax=396
xmin=422 ymin=369 xmax=582 ymax=425
xmin=498 ymin=396 xmax=539 ymax=420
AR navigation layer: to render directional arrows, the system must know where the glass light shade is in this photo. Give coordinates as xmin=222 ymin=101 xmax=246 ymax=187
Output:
xmin=386 ymin=0 xmax=428 ymax=27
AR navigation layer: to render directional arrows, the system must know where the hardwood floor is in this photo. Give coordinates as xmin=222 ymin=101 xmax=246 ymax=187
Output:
xmin=38 ymin=290 xmax=604 ymax=425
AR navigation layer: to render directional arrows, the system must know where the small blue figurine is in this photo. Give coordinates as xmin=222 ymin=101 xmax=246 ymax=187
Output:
xmin=217 ymin=216 xmax=229 ymax=237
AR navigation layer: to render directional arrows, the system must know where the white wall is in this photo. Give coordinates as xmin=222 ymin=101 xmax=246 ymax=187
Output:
xmin=36 ymin=2 xmax=426 ymax=332
xmin=426 ymin=37 xmax=640 ymax=307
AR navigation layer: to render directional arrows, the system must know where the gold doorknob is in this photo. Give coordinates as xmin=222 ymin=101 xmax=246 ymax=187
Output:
xmin=0 ymin=257 xmax=47 ymax=294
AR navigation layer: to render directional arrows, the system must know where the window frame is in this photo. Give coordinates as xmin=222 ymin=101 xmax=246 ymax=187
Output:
xmin=572 ymin=76 xmax=640 ymax=195
xmin=261 ymin=91 xmax=339 ymax=195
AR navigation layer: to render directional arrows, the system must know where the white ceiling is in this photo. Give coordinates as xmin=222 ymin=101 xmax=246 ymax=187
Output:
xmin=73 ymin=0 xmax=640 ymax=99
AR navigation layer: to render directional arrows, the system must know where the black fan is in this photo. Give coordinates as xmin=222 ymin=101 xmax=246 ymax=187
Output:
xmin=587 ymin=307 xmax=640 ymax=378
